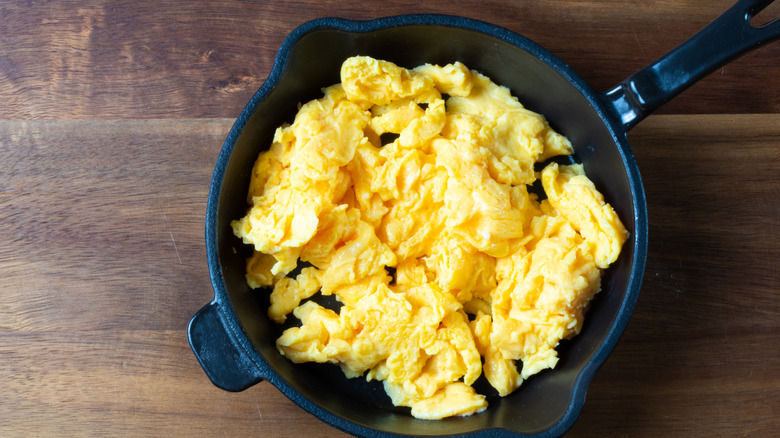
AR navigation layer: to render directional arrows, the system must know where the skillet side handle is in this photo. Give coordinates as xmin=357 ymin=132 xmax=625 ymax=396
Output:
xmin=188 ymin=302 xmax=264 ymax=392
xmin=603 ymin=0 xmax=780 ymax=131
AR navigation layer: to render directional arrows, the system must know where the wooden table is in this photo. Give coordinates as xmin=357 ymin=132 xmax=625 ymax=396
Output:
xmin=2 ymin=1 xmax=779 ymax=436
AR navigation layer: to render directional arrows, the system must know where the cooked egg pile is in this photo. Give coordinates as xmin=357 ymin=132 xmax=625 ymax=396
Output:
xmin=232 ymin=56 xmax=628 ymax=419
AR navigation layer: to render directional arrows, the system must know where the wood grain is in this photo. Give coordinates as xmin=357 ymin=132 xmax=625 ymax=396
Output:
xmin=2 ymin=0 xmax=779 ymax=436
xmin=570 ymin=114 xmax=780 ymax=436
xmin=1 ymin=0 xmax=779 ymax=120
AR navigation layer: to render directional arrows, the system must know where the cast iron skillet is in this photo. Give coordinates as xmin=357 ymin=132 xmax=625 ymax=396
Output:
xmin=189 ymin=1 xmax=779 ymax=436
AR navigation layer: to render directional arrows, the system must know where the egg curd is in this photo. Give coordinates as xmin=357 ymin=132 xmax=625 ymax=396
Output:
xmin=232 ymin=56 xmax=628 ymax=420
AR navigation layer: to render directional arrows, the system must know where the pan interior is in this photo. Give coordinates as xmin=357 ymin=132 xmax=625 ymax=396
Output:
xmin=215 ymin=19 xmax=640 ymax=436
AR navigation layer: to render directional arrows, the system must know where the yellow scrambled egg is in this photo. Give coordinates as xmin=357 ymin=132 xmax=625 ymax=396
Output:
xmin=232 ymin=56 xmax=628 ymax=420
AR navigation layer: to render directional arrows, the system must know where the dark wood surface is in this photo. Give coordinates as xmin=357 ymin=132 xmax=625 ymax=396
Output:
xmin=1 ymin=1 xmax=778 ymax=436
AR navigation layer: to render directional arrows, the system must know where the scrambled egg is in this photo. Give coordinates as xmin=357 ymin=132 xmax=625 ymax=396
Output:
xmin=232 ymin=56 xmax=628 ymax=420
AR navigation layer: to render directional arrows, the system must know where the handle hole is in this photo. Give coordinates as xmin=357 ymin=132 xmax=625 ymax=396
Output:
xmin=750 ymin=0 xmax=780 ymax=28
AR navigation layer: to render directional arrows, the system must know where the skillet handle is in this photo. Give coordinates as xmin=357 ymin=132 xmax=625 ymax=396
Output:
xmin=188 ymin=302 xmax=264 ymax=391
xmin=603 ymin=0 xmax=780 ymax=131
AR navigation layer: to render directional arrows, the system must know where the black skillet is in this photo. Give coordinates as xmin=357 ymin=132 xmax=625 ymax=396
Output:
xmin=188 ymin=1 xmax=780 ymax=436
